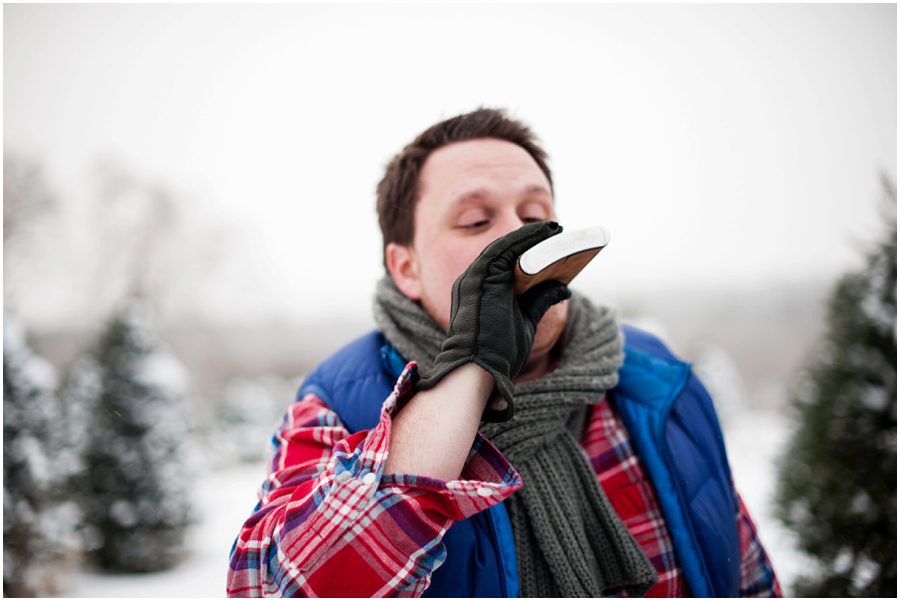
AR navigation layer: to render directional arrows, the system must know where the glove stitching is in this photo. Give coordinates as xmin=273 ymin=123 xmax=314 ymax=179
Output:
xmin=473 ymin=260 xmax=485 ymax=362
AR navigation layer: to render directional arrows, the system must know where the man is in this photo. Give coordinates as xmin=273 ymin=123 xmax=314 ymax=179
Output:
xmin=227 ymin=108 xmax=781 ymax=597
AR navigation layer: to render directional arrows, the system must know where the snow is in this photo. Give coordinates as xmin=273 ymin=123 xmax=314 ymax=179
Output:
xmin=14 ymin=435 xmax=52 ymax=490
xmin=860 ymin=383 xmax=891 ymax=411
xmin=23 ymin=352 xmax=59 ymax=391
xmin=859 ymin=252 xmax=896 ymax=337
xmin=70 ymin=409 xmax=810 ymax=596
xmin=137 ymin=350 xmax=189 ymax=397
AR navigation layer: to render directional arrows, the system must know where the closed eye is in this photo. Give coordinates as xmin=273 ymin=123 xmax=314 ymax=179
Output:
xmin=459 ymin=219 xmax=490 ymax=229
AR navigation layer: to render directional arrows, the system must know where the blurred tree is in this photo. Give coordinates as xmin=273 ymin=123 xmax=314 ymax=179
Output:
xmin=219 ymin=374 xmax=295 ymax=464
xmin=86 ymin=157 xmax=228 ymax=325
xmin=80 ymin=297 xmax=194 ymax=572
xmin=4 ymin=154 xmax=228 ymax=339
xmin=776 ymin=177 xmax=897 ymax=596
xmin=3 ymin=313 xmax=82 ymax=596
xmin=3 ymin=156 xmax=63 ymax=323
xmin=3 ymin=156 xmax=57 ymax=247
xmin=58 ymin=354 xmax=105 ymax=551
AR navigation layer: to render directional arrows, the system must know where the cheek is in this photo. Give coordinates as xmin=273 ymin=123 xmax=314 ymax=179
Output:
xmin=435 ymin=245 xmax=481 ymax=296
xmin=419 ymin=241 xmax=487 ymax=326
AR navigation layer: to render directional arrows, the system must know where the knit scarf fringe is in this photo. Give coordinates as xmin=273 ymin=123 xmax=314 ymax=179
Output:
xmin=373 ymin=276 xmax=657 ymax=597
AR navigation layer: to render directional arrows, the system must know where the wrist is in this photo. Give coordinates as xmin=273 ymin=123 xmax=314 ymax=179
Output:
xmin=453 ymin=362 xmax=495 ymax=397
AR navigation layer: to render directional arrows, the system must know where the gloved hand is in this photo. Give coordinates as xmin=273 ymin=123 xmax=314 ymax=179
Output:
xmin=416 ymin=221 xmax=572 ymax=421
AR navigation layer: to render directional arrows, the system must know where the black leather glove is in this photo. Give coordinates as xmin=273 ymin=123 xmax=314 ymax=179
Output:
xmin=416 ymin=221 xmax=572 ymax=422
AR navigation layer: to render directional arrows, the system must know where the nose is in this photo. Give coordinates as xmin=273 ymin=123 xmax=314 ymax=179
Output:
xmin=495 ymin=209 xmax=528 ymax=238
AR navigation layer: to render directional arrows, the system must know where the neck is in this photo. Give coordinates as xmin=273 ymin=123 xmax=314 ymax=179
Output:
xmin=516 ymin=339 xmax=564 ymax=383
xmin=516 ymin=354 xmax=551 ymax=383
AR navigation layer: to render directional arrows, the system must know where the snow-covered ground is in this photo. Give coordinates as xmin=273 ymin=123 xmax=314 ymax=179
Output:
xmin=723 ymin=410 xmax=817 ymax=595
xmin=72 ymin=410 xmax=810 ymax=597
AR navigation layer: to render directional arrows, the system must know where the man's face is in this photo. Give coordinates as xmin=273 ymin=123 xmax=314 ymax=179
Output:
xmin=387 ymin=138 xmax=569 ymax=368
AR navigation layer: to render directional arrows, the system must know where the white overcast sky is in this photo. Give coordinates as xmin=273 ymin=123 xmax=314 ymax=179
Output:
xmin=4 ymin=3 xmax=897 ymax=327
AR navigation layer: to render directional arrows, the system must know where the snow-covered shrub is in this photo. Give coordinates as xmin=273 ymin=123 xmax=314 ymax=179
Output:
xmin=3 ymin=313 xmax=82 ymax=596
xmin=776 ymin=180 xmax=897 ymax=596
xmin=80 ymin=298 xmax=194 ymax=572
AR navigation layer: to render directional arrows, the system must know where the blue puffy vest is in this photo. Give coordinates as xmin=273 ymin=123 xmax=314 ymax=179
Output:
xmin=298 ymin=325 xmax=741 ymax=597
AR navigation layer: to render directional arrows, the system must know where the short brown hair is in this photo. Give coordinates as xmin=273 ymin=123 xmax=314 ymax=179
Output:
xmin=375 ymin=107 xmax=554 ymax=266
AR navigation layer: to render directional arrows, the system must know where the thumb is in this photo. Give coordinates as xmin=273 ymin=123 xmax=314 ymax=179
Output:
xmin=519 ymin=280 xmax=571 ymax=327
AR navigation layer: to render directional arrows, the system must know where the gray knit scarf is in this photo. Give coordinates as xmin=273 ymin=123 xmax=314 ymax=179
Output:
xmin=373 ymin=276 xmax=657 ymax=597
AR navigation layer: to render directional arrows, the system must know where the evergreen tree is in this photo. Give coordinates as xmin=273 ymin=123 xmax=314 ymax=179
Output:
xmin=776 ymin=179 xmax=897 ymax=596
xmin=58 ymin=354 xmax=105 ymax=550
xmin=3 ymin=313 xmax=82 ymax=596
xmin=219 ymin=374 xmax=294 ymax=464
xmin=81 ymin=297 xmax=194 ymax=572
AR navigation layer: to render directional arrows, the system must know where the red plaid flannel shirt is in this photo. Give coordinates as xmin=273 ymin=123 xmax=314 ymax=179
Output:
xmin=227 ymin=361 xmax=782 ymax=597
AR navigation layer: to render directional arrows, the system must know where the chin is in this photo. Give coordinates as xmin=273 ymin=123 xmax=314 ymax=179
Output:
xmin=531 ymin=300 xmax=569 ymax=358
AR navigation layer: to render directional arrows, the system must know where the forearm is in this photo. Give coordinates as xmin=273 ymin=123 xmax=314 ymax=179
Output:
xmin=385 ymin=363 xmax=494 ymax=481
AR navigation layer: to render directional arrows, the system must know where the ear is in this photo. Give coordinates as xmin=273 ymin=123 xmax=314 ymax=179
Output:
xmin=386 ymin=242 xmax=423 ymax=300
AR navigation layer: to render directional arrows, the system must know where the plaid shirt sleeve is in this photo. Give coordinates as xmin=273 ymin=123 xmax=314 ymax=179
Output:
xmin=226 ymin=361 xmax=523 ymax=597
xmin=736 ymin=492 xmax=784 ymax=597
